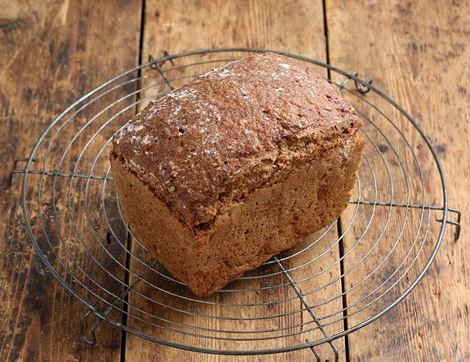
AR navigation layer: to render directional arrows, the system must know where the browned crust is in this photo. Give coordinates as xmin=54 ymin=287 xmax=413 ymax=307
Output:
xmin=112 ymin=52 xmax=362 ymax=229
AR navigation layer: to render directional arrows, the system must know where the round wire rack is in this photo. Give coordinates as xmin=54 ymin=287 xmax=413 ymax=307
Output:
xmin=20 ymin=48 xmax=461 ymax=356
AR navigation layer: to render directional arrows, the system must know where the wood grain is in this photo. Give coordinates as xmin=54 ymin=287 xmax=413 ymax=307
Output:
xmin=0 ymin=1 xmax=142 ymax=361
xmin=1 ymin=0 xmax=468 ymax=361
xmin=123 ymin=0 xmax=346 ymax=361
xmin=327 ymin=0 xmax=469 ymax=361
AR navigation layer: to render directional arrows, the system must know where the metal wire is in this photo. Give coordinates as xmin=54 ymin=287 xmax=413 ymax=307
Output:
xmin=19 ymin=48 xmax=460 ymax=356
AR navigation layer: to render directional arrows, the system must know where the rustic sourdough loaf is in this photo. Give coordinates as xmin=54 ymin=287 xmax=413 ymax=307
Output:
xmin=110 ymin=53 xmax=364 ymax=296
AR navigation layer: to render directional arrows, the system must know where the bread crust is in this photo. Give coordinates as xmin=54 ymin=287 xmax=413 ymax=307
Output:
xmin=111 ymin=53 xmax=364 ymax=296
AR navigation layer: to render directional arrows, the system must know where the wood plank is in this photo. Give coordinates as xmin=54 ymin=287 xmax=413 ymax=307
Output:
xmin=0 ymin=1 xmax=142 ymax=361
xmin=124 ymin=0 xmax=347 ymax=360
xmin=327 ymin=0 xmax=469 ymax=361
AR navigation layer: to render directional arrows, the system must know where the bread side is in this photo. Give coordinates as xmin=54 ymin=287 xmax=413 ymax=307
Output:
xmin=110 ymin=155 xmax=204 ymax=286
xmin=111 ymin=134 xmax=364 ymax=296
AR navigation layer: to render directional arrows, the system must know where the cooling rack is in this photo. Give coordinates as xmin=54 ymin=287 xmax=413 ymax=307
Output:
xmin=17 ymin=48 xmax=461 ymax=358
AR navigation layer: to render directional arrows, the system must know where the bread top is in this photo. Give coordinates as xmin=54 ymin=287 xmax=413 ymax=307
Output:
xmin=112 ymin=53 xmax=361 ymax=229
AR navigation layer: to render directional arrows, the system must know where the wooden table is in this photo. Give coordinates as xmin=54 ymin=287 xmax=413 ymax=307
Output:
xmin=1 ymin=1 xmax=468 ymax=361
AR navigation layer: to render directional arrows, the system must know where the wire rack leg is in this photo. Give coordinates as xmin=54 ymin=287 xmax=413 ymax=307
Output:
xmin=79 ymin=263 xmax=154 ymax=346
xmin=149 ymin=51 xmax=175 ymax=90
xmin=351 ymin=199 xmax=461 ymax=241
xmin=80 ymin=309 xmax=100 ymax=346
xmin=436 ymin=208 xmax=461 ymax=241
xmin=309 ymin=344 xmax=321 ymax=362
xmin=6 ymin=158 xmax=38 ymax=187
xmin=336 ymin=72 xmax=373 ymax=94
xmin=275 ymin=257 xmax=339 ymax=362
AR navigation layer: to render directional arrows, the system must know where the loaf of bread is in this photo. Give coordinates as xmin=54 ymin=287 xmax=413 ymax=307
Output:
xmin=110 ymin=53 xmax=364 ymax=296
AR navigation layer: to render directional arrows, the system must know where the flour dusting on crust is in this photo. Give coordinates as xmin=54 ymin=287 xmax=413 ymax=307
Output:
xmin=112 ymin=52 xmax=361 ymax=227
